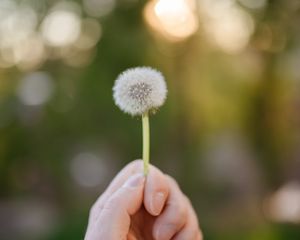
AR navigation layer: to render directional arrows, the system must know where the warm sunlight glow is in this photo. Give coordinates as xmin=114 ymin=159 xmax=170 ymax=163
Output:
xmin=144 ymin=0 xmax=198 ymax=42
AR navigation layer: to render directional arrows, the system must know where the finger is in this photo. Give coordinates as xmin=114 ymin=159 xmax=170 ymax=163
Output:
xmin=172 ymin=198 xmax=202 ymax=240
xmin=85 ymin=173 xmax=145 ymax=240
xmin=89 ymin=160 xmax=143 ymax=222
xmin=153 ymin=175 xmax=188 ymax=240
xmin=144 ymin=165 xmax=169 ymax=216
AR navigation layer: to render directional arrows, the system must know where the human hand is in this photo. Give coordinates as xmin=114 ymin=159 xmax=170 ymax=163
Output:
xmin=84 ymin=160 xmax=202 ymax=240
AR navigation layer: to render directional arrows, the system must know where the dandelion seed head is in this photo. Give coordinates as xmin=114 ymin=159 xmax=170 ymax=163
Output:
xmin=113 ymin=67 xmax=167 ymax=116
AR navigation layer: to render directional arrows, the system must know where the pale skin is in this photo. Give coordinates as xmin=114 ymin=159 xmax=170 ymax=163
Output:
xmin=84 ymin=160 xmax=203 ymax=240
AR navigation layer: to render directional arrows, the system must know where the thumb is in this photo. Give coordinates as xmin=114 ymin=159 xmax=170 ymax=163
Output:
xmin=87 ymin=173 xmax=145 ymax=240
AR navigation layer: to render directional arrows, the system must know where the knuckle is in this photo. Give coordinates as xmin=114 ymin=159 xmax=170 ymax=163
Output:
xmin=184 ymin=195 xmax=192 ymax=206
xmin=168 ymin=216 xmax=183 ymax=227
xmin=165 ymin=174 xmax=177 ymax=185
xmin=165 ymin=174 xmax=182 ymax=191
xmin=164 ymin=222 xmax=179 ymax=233
xmin=168 ymin=202 xmax=187 ymax=225
xmin=105 ymin=195 xmax=118 ymax=210
xmin=127 ymin=159 xmax=143 ymax=172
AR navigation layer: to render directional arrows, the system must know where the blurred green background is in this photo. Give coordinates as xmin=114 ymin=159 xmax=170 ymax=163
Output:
xmin=1 ymin=0 xmax=300 ymax=239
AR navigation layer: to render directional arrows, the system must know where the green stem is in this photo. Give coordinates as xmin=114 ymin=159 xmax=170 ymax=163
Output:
xmin=142 ymin=112 xmax=150 ymax=175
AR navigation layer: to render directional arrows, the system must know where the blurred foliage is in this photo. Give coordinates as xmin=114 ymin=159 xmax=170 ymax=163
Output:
xmin=1 ymin=0 xmax=300 ymax=239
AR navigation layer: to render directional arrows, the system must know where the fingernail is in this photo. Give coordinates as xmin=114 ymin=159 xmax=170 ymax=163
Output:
xmin=151 ymin=192 xmax=165 ymax=216
xmin=123 ymin=174 xmax=145 ymax=188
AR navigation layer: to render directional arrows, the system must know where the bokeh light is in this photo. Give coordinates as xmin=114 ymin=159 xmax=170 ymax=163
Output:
xmin=16 ymin=72 xmax=54 ymax=106
xmin=41 ymin=10 xmax=81 ymax=47
xmin=74 ymin=18 xmax=102 ymax=50
xmin=0 ymin=5 xmax=37 ymax=49
xmin=199 ymin=0 xmax=255 ymax=54
xmin=0 ymin=200 xmax=58 ymax=239
xmin=266 ymin=182 xmax=300 ymax=224
xmin=0 ymin=3 xmax=38 ymax=67
xmin=0 ymin=1 xmax=102 ymax=70
xmin=144 ymin=0 xmax=199 ymax=42
xmin=14 ymin=33 xmax=46 ymax=71
xmin=70 ymin=152 xmax=108 ymax=188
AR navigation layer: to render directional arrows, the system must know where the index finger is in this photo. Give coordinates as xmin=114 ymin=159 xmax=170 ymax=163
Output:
xmin=89 ymin=160 xmax=144 ymax=221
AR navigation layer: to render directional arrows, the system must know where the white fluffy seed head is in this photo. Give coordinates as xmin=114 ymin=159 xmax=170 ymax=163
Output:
xmin=113 ymin=67 xmax=167 ymax=116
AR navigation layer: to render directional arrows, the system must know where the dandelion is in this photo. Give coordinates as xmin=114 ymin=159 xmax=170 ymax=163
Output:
xmin=113 ymin=67 xmax=167 ymax=175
